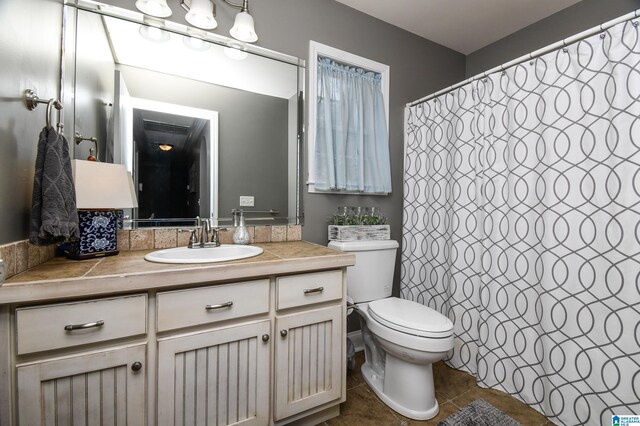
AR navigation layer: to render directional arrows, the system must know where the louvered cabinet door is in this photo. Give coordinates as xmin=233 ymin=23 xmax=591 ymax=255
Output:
xmin=157 ymin=321 xmax=271 ymax=426
xmin=273 ymin=305 xmax=343 ymax=421
xmin=16 ymin=344 xmax=146 ymax=426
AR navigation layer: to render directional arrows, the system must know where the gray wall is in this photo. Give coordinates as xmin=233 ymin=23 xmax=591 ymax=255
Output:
xmin=251 ymin=0 xmax=466 ymax=296
xmin=0 ymin=0 xmax=63 ymax=243
xmin=466 ymin=0 xmax=640 ymax=77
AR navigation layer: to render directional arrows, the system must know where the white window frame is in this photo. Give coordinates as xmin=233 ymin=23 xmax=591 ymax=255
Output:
xmin=307 ymin=41 xmax=390 ymax=194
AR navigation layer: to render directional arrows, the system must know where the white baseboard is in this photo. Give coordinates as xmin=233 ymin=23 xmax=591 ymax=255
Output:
xmin=347 ymin=330 xmax=363 ymax=352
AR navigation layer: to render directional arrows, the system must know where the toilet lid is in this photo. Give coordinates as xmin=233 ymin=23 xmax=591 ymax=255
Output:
xmin=367 ymin=297 xmax=453 ymax=338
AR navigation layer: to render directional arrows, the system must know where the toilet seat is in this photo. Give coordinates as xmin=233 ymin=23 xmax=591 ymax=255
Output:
xmin=367 ymin=297 xmax=453 ymax=338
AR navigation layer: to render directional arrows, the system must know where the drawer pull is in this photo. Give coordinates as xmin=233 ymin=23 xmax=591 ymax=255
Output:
xmin=303 ymin=286 xmax=324 ymax=294
xmin=131 ymin=361 xmax=143 ymax=372
xmin=205 ymin=301 xmax=234 ymax=310
xmin=262 ymin=334 xmax=270 ymax=342
xmin=280 ymin=329 xmax=288 ymax=337
xmin=64 ymin=320 xmax=104 ymax=331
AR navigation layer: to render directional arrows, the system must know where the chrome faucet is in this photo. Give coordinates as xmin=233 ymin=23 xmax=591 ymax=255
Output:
xmin=200 ymin=219 xmax=211 ymax=247
xmin=181 ymin=220 xmax=227 ymax=248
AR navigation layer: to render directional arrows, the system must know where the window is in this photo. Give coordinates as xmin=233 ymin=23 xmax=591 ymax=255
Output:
xmin=307 ymin=41 xmax=391 ymax=194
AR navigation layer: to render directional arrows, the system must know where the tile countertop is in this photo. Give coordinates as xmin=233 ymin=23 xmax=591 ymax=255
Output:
xmin=0 ymin=241 xmax=355 ymax=305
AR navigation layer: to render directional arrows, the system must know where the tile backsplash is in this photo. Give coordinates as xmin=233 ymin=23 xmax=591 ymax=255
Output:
xmin=0 ymin=225 xmax=302 ymax=280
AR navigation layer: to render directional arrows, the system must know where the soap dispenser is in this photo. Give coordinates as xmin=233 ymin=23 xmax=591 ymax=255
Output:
xmin=233 ymin=210 xmax=250 ymax=245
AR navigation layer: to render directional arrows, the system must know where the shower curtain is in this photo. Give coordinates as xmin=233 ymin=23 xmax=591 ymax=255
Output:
xmin=402 ymin=18 xmax=640 ymax=426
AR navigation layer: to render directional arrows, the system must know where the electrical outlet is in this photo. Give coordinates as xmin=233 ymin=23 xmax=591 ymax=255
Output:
xmin=239 ymin=196 xmax=254 ymax=207
xmin=0 ymin=259 xmax=5 ymax=286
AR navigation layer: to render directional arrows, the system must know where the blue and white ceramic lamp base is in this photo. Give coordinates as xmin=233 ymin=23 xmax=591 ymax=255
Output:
xmin=68 ymin=210 xmax=120 ymax=259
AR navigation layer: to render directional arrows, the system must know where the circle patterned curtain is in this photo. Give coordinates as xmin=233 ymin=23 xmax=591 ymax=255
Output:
xmin=402 ymin=19 xmax=640 ymax=426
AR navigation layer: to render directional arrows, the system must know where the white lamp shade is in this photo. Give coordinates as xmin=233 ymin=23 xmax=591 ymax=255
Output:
xmin=186 ymin=0 xmax=218 ymax=30
xmin=135 ymin=0 xmax=172 ymax=18
xmin=72 ymin=160 xmax=138 ymax=209
xmin=229 ymin=11 xmax=258 ymax=43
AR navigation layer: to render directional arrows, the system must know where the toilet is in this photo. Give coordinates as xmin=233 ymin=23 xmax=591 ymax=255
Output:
xmin=329 ymin=240 xmax=454 ymax=420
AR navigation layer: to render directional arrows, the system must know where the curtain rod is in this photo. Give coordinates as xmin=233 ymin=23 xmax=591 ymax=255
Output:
xmin=407 ymin=8 xmax=640 ymax=108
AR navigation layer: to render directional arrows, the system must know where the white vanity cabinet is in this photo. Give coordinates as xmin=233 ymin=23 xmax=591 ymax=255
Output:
xmin=156 ymin=280 xmax=272 ymax=426
xmin=155 ymin=271 xmax=347 ymax=426
xmin=13 ymin=295 xmax=148 ymax=425
xmin=1 ymin=263 xmax=349 ymax=426
xmin=274 ymin=270 xmax=345 ymax=421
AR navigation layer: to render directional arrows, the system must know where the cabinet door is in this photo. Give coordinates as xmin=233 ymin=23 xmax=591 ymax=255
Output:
xmin=274 ymin=305 xmax=343 ymax=421
xmin=157 ymin=321 xmax=271 ymax=426
xmin=17 ymin=344 xmax=146 ymax=426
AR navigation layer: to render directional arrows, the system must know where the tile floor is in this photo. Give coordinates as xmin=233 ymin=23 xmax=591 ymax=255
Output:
xmin=323 ymin=352 xmax=555 ymax=426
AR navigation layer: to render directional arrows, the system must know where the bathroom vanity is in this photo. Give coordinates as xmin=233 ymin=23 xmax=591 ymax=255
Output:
xmin=0 ymin=241 xmax=354 ymax=426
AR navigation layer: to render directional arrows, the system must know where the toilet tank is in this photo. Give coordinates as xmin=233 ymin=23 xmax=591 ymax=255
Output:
xmin=328 ymin=240 xmax=399 ymax=303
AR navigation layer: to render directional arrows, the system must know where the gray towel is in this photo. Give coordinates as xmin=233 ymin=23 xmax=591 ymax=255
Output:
xmin=29 ymin=127 xmax=80 ymax=245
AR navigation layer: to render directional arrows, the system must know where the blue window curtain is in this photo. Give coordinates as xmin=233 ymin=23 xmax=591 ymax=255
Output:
xmin=314 ymin=57 xmax=391 ymax=193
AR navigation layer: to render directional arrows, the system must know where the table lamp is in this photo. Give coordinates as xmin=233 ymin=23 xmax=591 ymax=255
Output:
xmin=69 ymin=160 xmax=138 ymax=259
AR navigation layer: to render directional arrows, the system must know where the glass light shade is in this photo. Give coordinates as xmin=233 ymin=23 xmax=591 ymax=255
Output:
xmin=135 ymin=0 xmax=172 ymax=18
xmin=229 ymin=11 xmax=258 ymax=43
xmin=72 ymin=160 xmax=138 ymax=209
xmin=185 ymin=0 xmax=217 ymax=30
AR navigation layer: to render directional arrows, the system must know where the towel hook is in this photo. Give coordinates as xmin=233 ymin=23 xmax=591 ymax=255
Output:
xmin=75 ymin=131 xmax=99 ymax=161
xmin=24 ymin=89 xmax=63 ymax=129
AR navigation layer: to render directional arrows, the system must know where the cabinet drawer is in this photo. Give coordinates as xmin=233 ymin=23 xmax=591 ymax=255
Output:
xmin=157 ymin=279 xmax=270 ymax=332
xmin=276 ymin=270 xmax=343 ymax=310
xmin=16 ymin=295 xmax=147 ymax=355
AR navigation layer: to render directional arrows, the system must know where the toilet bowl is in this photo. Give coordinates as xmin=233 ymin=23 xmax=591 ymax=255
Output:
xmin=356 ymin=298 xmax=453 ymax=420
xmin=328 ymin=240 xmax=454 ymax=420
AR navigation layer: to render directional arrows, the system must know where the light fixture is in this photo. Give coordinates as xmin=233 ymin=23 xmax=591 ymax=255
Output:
xmin=185 ymin=0 xmax=217 ymax=29
xmin=158 ymin=144 xmax=174 ymax=151
xmin=180 ymin=0 xmax=258 ymax=43
xmin=135 ymin=0 xmax=172 ymax=18
xmin=228 ymin=0 xmax=258 ymax=43
xmin=70 ymin=161 xmax=138 ymax=259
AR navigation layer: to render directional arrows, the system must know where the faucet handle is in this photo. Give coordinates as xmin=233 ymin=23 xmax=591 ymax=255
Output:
xmin=210 ymin=227 xmax=228 ymax=246
xmin=179 ymin=228 xmax=200 ymax=248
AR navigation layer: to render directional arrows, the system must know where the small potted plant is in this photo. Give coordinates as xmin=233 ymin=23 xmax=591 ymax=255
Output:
xmin=328 ymin=206 xmax=390 ymax=241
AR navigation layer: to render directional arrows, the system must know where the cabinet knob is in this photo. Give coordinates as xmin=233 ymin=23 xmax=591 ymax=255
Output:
xmin=262 ymin=334 xmax=270 ymax=342
xmin=280 ymin=329 xmax=288 ymax=338
xmin=131 ymin=361 xmax=143 ymax=372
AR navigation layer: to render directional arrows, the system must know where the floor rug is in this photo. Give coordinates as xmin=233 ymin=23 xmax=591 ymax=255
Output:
xmin=437 ymin=399 xmax=522 ymax=426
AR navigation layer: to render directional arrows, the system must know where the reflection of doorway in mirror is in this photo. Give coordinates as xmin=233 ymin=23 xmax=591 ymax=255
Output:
xmin=121 ymin=96 xmax=218 ymax=225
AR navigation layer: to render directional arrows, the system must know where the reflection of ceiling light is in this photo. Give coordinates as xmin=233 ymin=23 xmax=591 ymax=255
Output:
xmin=224 ymin=42 xmax=248 ymax=60
xmin=139 ymin=24 xmax=171 ymax=42
xmin=135 ymin=0 xmax=172 ymax=18
xmin=185 ymin=0 xmax=217 ymax=30
xmin=158 ymin=144 xmax=174 ymax=151
xmin=183 ymin=35 xmax=210 ymax=51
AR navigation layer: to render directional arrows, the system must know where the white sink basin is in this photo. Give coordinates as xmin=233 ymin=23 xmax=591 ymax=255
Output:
xmin=144 ymin=244 xmax=263 ymax=264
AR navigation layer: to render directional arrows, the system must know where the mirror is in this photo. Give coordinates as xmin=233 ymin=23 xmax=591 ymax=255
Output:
xmin=66 ymin=0 xmax=304 ymax=226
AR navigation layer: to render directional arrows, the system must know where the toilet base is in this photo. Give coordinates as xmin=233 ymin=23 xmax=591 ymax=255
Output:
xmin=361 ymin=360 xmax=440 ymax=420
